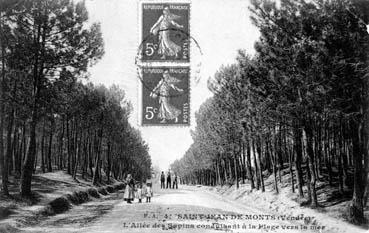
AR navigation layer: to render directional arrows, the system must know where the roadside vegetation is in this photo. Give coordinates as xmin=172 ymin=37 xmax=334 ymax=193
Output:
xmin=0 ymin=0 xmax=151 ymax=200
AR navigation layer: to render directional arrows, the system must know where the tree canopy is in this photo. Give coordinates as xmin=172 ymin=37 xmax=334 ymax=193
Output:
xmin=0 ymin=0 xmax=151 ymax=198
xmin=172 ymin=0 xmax=369 ymax=224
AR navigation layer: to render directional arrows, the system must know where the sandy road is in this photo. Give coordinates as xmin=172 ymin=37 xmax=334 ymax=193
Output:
xmin=21 ymin=184 xmax=321 ymax=233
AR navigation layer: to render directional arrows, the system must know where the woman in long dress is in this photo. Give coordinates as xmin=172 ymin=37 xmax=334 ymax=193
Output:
xmin=150 ymin=70 xmax=183 ymax=123
xmin=150 ymin=6 xmax=184 ymax=59
xmin=123 ymin=174 xmax=135 ymax=204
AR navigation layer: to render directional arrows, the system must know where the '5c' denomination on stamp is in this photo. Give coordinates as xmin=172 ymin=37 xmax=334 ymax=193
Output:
xmin=141 ymin=67 xmax=190 ymax=126
xmin=141 ymin=3 xmax=190 ymax=62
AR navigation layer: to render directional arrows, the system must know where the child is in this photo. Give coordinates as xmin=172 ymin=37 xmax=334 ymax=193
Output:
xmin=145 ymin=182 xmax=153 ymax=203
xmin=136 ymin=183 xmax=143 ymax=203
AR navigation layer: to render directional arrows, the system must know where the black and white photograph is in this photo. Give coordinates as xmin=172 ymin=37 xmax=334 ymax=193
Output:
xmin=0 ymin=0 xmax=368 ymax=232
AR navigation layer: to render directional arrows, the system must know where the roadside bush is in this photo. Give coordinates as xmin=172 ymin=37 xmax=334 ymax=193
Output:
xmin=98 ymin=187 xmax=108 ymax=195
xmin=87 ymin=188 xmax=100 ymax=198
xmin=66 ymin=193 xmax=79 ymax=205
xmin=74 ymin=191 xmax=89 ymax=204
xmin=48 ymin=197 xmax=70 ymax=214
xmin=114 ymin=183 xmax=125 ymax=190
xmin=106 ymin=185 xmax=114 ymax=193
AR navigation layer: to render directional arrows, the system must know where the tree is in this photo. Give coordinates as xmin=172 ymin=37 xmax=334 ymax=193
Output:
xmin=7 ymin=0 xmax=105 ymax=197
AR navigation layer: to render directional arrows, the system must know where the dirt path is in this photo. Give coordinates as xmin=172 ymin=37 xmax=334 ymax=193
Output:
xmin=20 ymin=184 xmax=329 ymax=233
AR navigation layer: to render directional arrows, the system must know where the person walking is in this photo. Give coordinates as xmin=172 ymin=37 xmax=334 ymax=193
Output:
xmin=166 ymin=171 xmax=171 ymax=189
xmin=160 ymin=171 xmax=165 ymax=189
xmin=123 ymin=174 xmax=135 ymax=204
xmin=172 ymin=173 xmax=178 ymax=189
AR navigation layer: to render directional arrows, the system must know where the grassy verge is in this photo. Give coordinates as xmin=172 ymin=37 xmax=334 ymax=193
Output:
xmin=0 ymin=171 xmax=125 ymax=233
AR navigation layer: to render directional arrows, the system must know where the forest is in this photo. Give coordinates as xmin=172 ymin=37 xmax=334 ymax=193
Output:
xmin=171 ymin=0 xmax=369 ymax=224
xmin=0 ymin=0 xmax=152 ymax=198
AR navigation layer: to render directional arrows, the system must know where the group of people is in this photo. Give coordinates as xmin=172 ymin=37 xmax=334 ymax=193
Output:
xmin=123 ymin=174 xmax=153 ymax=204
xmin=122 ymin=171 xmax=179 ymax=204
xmin=160 ymin=171 xmax=178 ymax=189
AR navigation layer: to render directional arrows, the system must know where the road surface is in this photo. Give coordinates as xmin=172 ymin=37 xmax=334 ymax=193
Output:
xmin=21 ymin=184 xmax=320 ymax=233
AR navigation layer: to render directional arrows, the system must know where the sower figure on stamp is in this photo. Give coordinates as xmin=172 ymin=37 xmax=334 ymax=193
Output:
xmin=166 ymin=170 xmax=172 ymax=189
xmin=150 ymin=70 xmax=183 ymax=123
xmin=150 ymin=6 xmax=184 ymax=59
xmin=123 ymin=174 xmax=135 ymax=204
xmin=160 ymin=171 xmax=165 ymax=189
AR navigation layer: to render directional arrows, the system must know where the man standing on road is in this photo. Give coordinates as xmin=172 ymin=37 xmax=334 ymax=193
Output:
xmin=160 ymin=171 xmax=165 ymax=189
xmin=173 ymin=173 xmax=178 ymax=189
xmin=166 ymin=171 xmax=172 ymax=189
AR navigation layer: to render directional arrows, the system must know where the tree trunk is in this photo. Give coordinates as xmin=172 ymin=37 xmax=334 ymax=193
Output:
xmin=20 ymin=114 xmax=37 ymax=197
xmin=47 ymin=118 xmax=53 ymax=172
xmin=349 ymin=120 xmax=364 ymax=223
xmin=41 ymin=119 xmax=46 ymax=173
xmin=252 ymin=140 xmax=260 ymax=190
xmin=306 ymin=157 xmax=312 ymax=203
xmin=107 ymin=140 xmax=111 ymax=182
xmin=304 ymin=126 xmax=318 ymax=208
xmin=338 ymin=122 xmax=344 ymax=194
xmin=66 ymin=118 xmax=71 ymax=174
xmin=4 ymin=106 xmax=14 ymax=192
xmin=13 ymin=125 xmax=21 ymax=177
xmin=19 ymin=123 xmax=26 ymax=175
xmin=256 ymin=138 xmax=265 ymax=192
xmin=285 ymin=124 xmax=295 ymax=193
xmin=216 ymin=156 xmax=221 ymax=185
xmin=0 ymin=11 xmax=9 ymax=196
xmin=72 ymin=122 xmax=80 ymax=180
xmin=58 ymin=117 xmax=65 ymax=170
xmin=362 ymin=74 xmax=369 ymax=207
xmin=234 ymin=155 xmax=239 ymax=189
xmin=89 ymin=133 xmax=93 ymax=177
xmin=294 ymin=126 xmax=304 ymax=198
xmin=269 ymin=139 xmax=278 ymax=194
xmin=92 ymin=128 xmax=102 ymax=185
xmin=326 ymin=125 xmax=333 ymax=186
xmin=82 ymin=134 xmax=88 ymax=179
xmin=246 ymin=142 xmax=254 ymax=190
xmin=20 ymin=33 xmax=42 ymax=196
xmin=228 ymin=157 xmax=232 ymax=182
xmin=240 ymin=141 xmax=246 ymax=184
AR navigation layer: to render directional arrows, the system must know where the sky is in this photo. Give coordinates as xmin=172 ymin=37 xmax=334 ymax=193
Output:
xmin=85 ymin=0 xmax=260 ymax=170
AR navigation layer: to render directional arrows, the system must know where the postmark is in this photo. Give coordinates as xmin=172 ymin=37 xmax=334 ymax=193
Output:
xmin=141 ymin=67 xmax=190 ymax=126
xmin=141 ymin=3 xmax=190 ymax=62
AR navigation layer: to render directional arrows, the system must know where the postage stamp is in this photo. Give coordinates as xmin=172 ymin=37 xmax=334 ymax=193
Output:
xmin=141 ymin=67 xmax=190 ymax=126
xmin=141 ymin=3 xmax=190 ymax=62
